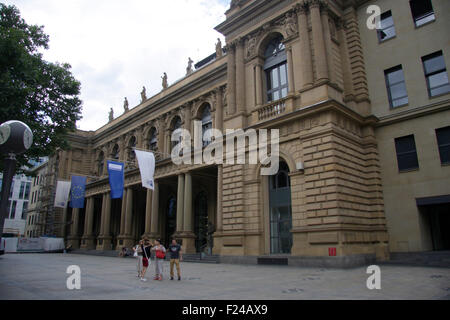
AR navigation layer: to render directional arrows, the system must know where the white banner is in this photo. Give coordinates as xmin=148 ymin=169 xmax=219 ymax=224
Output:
xmin=54 ymin=180 xmax=72 ymax=208
xmin=134 ymin=149 xmax=156 ymax=190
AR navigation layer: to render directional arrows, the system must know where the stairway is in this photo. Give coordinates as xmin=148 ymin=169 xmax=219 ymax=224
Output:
xmin=182 ymin=253 xmax=220 ymax=264
xmin=381 ymin=250 xmax=450 ymax=268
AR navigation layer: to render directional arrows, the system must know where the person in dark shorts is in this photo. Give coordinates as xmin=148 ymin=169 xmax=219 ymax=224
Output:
xmin=140 ymin=239 xmax=152 ymax=282
xmin=168 ymin=239 xmax=183 ymax=281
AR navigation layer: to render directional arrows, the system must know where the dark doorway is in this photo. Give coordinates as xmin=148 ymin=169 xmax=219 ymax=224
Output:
xmin=164 ymin=195 xmax=177 ymax=247
xmin=421 ymin=203 xmax=450 ymax=250
xmin=269 ymin=161 xmax=293 ymax=254
xmin=194 ymin=191 xmax=208 ymax=253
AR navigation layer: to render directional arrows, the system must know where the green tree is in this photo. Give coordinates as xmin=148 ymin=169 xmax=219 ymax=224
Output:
xmin=0 ymin=3 xmax=82 ymax=172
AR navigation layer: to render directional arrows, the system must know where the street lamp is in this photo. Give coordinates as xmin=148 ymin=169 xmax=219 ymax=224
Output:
xmin=0 ymin=120 xmax=33 ymax=237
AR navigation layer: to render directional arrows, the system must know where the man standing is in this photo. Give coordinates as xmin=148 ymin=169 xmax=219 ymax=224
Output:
xmin=169 ymin=239 xmax=182 ymax=281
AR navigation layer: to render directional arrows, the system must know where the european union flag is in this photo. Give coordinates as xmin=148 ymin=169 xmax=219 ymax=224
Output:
xmin=69 ymin=175 xmax=87 ymax=208
xmin=107 ymin=160 xmax=124 ymax=199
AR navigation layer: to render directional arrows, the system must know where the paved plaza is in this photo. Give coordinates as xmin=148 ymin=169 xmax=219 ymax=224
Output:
xmin=0 ymin=253 xmax=449 ymax=300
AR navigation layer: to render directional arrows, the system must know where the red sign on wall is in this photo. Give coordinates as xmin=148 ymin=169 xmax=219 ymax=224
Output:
xmin=328 ymin=247 xmax=337 ymax=256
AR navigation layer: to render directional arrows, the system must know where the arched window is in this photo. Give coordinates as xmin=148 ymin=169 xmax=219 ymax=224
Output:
xmin=264 ymin=36 xmax=288 ymax=103
xmin=270 ymin=161 xmax=290 ymax=190
xmin=98 ymin=151 xmax=104 ymax=176
xmin=201 ymin=104 xmax=212 ymax=147
xmin=171 ymin=116 xmax=182 ymax=150
xmin=111 ymin=144 xmax=119 ymax=160
xmin=128 ymin=136 xmax=136 ymax=161
xmin=148 ymin=127 xmax=157 ymax=151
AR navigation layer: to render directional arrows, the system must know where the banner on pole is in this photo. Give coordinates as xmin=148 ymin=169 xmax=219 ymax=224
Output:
xmin=134 ymin=149 xmax=155 ymax=190
xmin=107 ymin=160 xmax=124 ymax=199
xmin=69 ymin=176 xmax=87 ymax=208
xmin=54 ymin=180 xmax=71 ymax=208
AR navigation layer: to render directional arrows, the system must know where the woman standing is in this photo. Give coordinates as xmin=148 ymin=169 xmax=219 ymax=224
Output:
xmin=140 ymin=239 xmax=152 ymax=282
xmin=133 ymin=240 xmax=143 ymax=278
xmin=151 ymin=239 xmax=166 ymax=281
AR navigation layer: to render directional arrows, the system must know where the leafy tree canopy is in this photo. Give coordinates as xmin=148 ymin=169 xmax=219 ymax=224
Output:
xmin=0 ymin=3 xmax=82 ymax=173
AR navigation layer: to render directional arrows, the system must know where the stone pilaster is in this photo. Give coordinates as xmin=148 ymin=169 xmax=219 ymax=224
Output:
xmin=235 ymin=38 xmax=246 ymax=114
xmin=182 ymin=172 xmax=195 ymax=253
xmin=67 ymin=208 xmax=80 ymax=249
xmin=310 ymin=0 xmax=329 ymax=82
xmin=226 ymin=43 xmax=236 ymax=115
xmin=176 ymin=174 xmax=185 ymax=233
xmin=297 ymin=4 xmax=314 ymax=88
xmin=81 ymin=197 xmax=96 ymax=249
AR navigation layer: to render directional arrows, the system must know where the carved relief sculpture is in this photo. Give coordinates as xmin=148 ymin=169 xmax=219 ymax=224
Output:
xmin=246 ymin=35 xmax=257 ymax=59
xmin=284 ymin=12 xmax=298 ymax=38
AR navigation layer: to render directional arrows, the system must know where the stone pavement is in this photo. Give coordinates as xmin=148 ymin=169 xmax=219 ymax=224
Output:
xmin=0 ymin=253 xmax=449 ymax=300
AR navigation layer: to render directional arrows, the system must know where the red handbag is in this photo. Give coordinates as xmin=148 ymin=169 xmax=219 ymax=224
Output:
xmin=156 ymin=249 xmax=165 ymax=259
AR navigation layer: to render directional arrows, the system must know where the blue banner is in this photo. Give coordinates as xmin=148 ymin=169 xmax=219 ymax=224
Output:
xmin=107 ymin=160 xmax=124 ymax=199
xmin=69 ymin=175 xmax=87 ymax=208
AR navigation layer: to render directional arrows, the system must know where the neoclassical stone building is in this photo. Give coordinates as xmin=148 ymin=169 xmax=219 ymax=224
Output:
xmin=53 ymin=0 xmax=398 ymax=266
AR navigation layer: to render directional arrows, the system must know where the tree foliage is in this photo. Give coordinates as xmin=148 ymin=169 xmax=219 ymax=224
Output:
xmin=0 ymin=3 xmax=82 ymax=172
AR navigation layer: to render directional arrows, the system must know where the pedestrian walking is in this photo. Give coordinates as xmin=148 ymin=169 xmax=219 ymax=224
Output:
xmin=140 ymin=238 xmax=152 ymax=282
xmin=151 ymin=239 xmax=166 ymax=281
xmin=133 ymin=240 xmax=144 ymax=278
xmin=168 ymin=239 xmax=183 ymax=281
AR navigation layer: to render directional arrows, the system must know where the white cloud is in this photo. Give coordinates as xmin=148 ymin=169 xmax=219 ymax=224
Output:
xmin=5 ymin=0 xmax=229 ymax=131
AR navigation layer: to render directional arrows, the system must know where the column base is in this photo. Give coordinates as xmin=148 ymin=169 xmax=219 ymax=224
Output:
xmin=179 ymin=232 xmax=196 ymax=254
xmin=115 ymin=235 xmax=135 ymax=250
xmin=66 ymin=236 xmax=80 ymax=249
xmin=80 ymin=235 xmax=96 ymax=250
xmin=96 ymin=236 xmax=113 ymax=251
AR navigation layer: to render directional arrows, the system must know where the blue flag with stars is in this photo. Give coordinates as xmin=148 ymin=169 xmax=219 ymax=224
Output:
xmin=69 ymin=175 xmax=87 ymax=208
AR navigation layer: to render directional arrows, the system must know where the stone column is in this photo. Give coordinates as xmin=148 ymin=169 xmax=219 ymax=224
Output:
xmin=226 ymin=43 xmax=236 ymax=115
xmin=125 ymin=188 xmax=133 ymax=236
xmin=255 ymin=64 xmax=263 ymax=106
xmin=216 ymin=166 xmax=223 ymax=231
xmin=297 ymin=5 xmax=314 ymax=88
xmin=144 ymin=189 xmax=152 ymax=236
xmin=67 ymin=208 xmax=80 ymax=249
xmin=321 ymin=7 xmax=335 ymax=84
xmin=97 ymin=192 xmax=112 ymax=250
xmin=182 ymin=172 xmax=195 ymax=253
xmin=81 ymin=197 xmax=95 ymax=249
xmin=61 ymin=207 xmax=68 ymax=238
xmin=235 ymin=38 xmax=246 ymax=114
xmin=157 ymin=118 xmax=166 ymax=157
xmin=215 ymin=88 xmax=223 ymax=131
xmin=286 ymin=47 xmax=296 ymax=94
xmin=119 ymin=188 xmax=127 ymax=235
xmin=310 ymin=1 xmax=329 ymax=82
xmin=176 ymin=174 xmax=185 ymax=233
xmin=150 ymin=181 xmax=160 ymax=239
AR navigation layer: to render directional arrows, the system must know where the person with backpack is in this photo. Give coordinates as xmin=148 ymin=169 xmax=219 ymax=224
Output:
xmin=140 ymin=238 xmax=152 ymax=282
xmin=151 ymin=239 xmax=166 ymax=281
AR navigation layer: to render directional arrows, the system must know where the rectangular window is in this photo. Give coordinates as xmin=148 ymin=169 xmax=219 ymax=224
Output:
xmin=19 ymin=182 xmax=25 ymax=199
xmin=395 ymin=135 xmax=419 ymax=172
xmin=409 ymin=0 xmax=435 ymax=27
xmin=10 ymin=200 xmax=17 ymax=219
xmin=436 ymin=126 xmax=450 ymax=164
xmin=422 ymin=51 xmax=450 ymax=97
xmin=385 ymin=65 xmax=409 ymax=108
xmin=24 ymin=182 xmax=31 ymax=200
xmin=22 ymin=202 xmax=28 ymax=220
xmin=377 ymin=10 xmax=396 ymax=42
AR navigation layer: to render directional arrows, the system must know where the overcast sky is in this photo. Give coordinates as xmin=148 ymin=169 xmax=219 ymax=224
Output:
xmin=5 ymin=0 xmax=230 ymax=131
